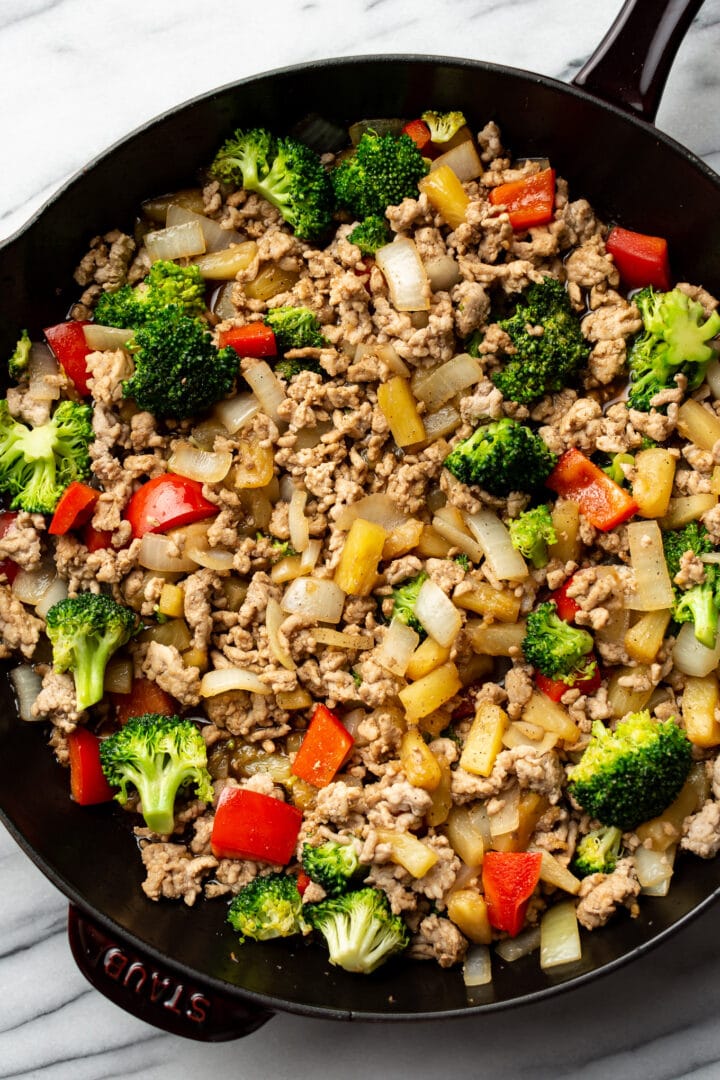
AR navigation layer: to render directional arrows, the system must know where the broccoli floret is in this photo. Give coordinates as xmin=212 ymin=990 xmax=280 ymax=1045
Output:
xmin=210 ymin=128 xmax=333 ymax=242
xmin=602 ymin=452 xmax=634 ymax=487
xmin=258 ymin=533 xmax=298 ymax=561
xmin=45 ymin=593 xmax=138 ymax=711
xmin=663 ymin=522 xmax=720 ymax=648
xmin=627 ymin=287 xmax=720 ymax=411
xmin=493 ymin=278 xmax=590 ymax=405
xmin=509 ymin=504 xmax=557 ymax=569
xmin=302 ymin=840 xmax=362 ymax=897
xmin=122 ymin=306 xmax=237 ymax=419
xmin=347 ymin=215 xmax=392 ymax=255
xmin=0 ymin=399 xmax=94 ymax=514
xmin=305 ymin=887 xmax=409 ymax=974
xmin=572 ymin=826 xmax=623 ymax=878
xmin=443 ymin=418 xmax=557 ymax=497
xmin=8 ymin=330 xmax=31 ymax=381
xmin=569 ymin=712 xmax=693 ymax=831
xmin=391 ymin=571 xmax=428 ymax=634
xmin=332 ymin=131 xmax=428 ymax=219
xmin=95 ymin=260 xmax=206 ymax=329
xmin=522 ymin=600 xmax=595 ymax=680
xmin=421 ymin=110 xmax=467 ymax=143
xmin=464 ymin=330 xmax=482 ymax=358
xmin=99 ymin=713 xmax=214 ymax=835
xmin=454 ymin=553 xmax=470 ymax=571
xmin=265 ymin=306 xmax=325 ymax=351
xmin=227 ymin=872 xmax=309 ymax=942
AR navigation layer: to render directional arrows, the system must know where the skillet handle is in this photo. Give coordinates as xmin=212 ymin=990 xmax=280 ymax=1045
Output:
xmin=572 ymin=0 xmax=703 ymax=122
xmin=67 ymin=905 xmax=274 ymax=1041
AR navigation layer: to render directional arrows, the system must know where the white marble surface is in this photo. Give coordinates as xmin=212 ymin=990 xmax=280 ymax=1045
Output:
xmin=3 ymin=0 xmax=720 ymax=1076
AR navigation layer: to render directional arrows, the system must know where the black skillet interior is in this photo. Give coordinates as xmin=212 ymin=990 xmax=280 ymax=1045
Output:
xmin=2 ymin=55 xmax=720 ymax=1022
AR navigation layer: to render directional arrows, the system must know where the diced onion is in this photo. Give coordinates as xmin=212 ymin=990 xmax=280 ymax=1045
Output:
xmin=35 ymin=577 xmax=68 ymax=619
xmin=12 ymin=564 xmax=56 ymax=606
xmin=706 ymin=358 xmax=720 ymax=399
xmin=281 ymin=577 xmax=346 ymax=624
xmin=211 ymin=282 xmax=236 ymax=320
xmin=540 ymin=901 xmax=582 ymax=970
xmin=414 ymin=354 xmax=483 ymax=410
xmin=414 ymin=578 xmax=463 ymax=648
xmin=185 ymin=545 xmax=235 ymax=572
xmin=432 ymin=509 xmax=483 ymax=562
xmin=464 ymin=510 xmax=528 ymax=582
xmin=634 ymin=844 xmax=676 ymax=889
xmin=673 ymin=621 xmax=720 ymax=676
xmin=28 ymin=343 xmax=62 ymax=402
xmin=266 ymin=597 xmax=296 ymax=671
xmin=424 ymin=254 xmax=461 ymax=292
xmin=489 ymin=782 xmax=520 ymax=837
xmin=10 ymin=665 xmax=44 ymax=721
xmin=242 ymin=361 xmax=286 ymax=421
xmin=626 ymin=520 xmax=674 ymax=611
xmin=213 ymin=392 xmax=261 ymax=435
xmin=335 ymin=495 xmax=408 ymax=532
xmin=463 ymin=945 xmax=492 ymax=987
xmin=430 ymin=139 xmax=483 ymax=181
xmin=166 ymin=203 xmax=243 ymax=253
xmin=300 ymin=539 xmax=322 ymax=572
xmin=535 ymin=848 xmax=581 ymax=895
xmin=289 ymin=489 xmax=310 ymax=553
xmin=314 ymin=627 xmax=374 ymax=650
xmin=104 ymin=657 xmax=134 ymax=695
xmin=271 ymin=555 xmax=310 ymax=584
xmin=495 ymin=926 xmax=541 ymax=962
xmin=144 ymin=220 xmax=206 ymax=262
xmin=342 ymin=708 xmax=367 ymax=738
xmin=200 ymin=667 xmax=271 ymax=697
xmin=375 ymin=238 xmax=430 ymax=312
xmin=138 ymin=533 xmax=197 ymax=573
xmin=168 ymin=441 xmax=232 ymax=484
xmin=83 ymin=324 xmax=135 ymax=352
xmin=375 ymin=618 xmax=420 ymax=676
xmin=421 ymin=404 xmax=462 ymax=442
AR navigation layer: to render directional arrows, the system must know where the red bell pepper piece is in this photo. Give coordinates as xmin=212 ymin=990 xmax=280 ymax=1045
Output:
xmin=482 ymin=850 xmax=543 ymax=937
xmin=218 ymin=322 xmax=277 ymax=358
xmin=535 ymin=656 xmax=601 ymax=702
xmin=552 ymin=577 xmax=580 ymax=623
xmin=110 ymin=677 xmax=177 ymax=726
xmin=401 ymin=118 xmax=432 ymax=152
xmin=48 ymin=481 xmax=99 ymax=536
xmin=296 ymin=871 xmax=311 ymax=897
xmin=44 ymin=320 xmax=92 ymax=397
xmin=546 ymin=448 xmax=638 ymax=532
xmin=124 ymin=473 xmax=218 ymax=539
xmin=82 ymin=523 xmax=113 ymax=552
xmin=67 ymin=727 xmax=115 ymax=805
xmin=0 ymin=510 xmax=20 ymax=584
xmin=605 ymin=226 xmax=670 ymax=292
xmin=211 ymin=787 xmax=302 ymax=865
xmin=489 ymin=168 xmax=556 ymax=231
xmin=290 ymin=704 xmax=354 ymax=788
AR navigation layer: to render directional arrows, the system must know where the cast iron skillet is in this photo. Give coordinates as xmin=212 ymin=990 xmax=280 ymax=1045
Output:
xmin=0 ymin=0 xmax=717 ymax=1041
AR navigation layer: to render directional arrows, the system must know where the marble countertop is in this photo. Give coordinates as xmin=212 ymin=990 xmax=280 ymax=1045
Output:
xmin=3 ymin=1 xmax=720 ymax=1076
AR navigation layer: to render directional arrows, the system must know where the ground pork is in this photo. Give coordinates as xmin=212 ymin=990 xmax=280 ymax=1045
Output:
xmin=451 ymin=746 xmax=564 ymax=805
xmin=31 ymin=670 xmax=84 ymax=731
xmin=575 ymin=858 xmax=641 ymax=930
xmin=408 ymin=915 xmax=468 ymax=968
xmin=0 ymin=512 xmax=44 ymax=571
xmin=0 ymin=585 xmax=43 ymax=659
xmin=141 ymin=641 xmax=201 ymax=706
xmin=681 ymin=801 xmax=720 ymax=858
xmin=140 ymin=842 xmax=218 ymax=905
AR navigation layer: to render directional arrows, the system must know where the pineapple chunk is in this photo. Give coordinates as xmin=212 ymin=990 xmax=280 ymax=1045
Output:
xmin=468 ymin=620 xmax=527 ymax=656
xmin=419 ymin=164 xmax=470 ymax=229
xmin=158 ymin=583 xmax=184 ymax=619
xmin=548 ymin=499 xmax=581 ymax=564
xmin=453 ymin=581 xmax=521 ymax=622
xmin=375 ymin=829 xmax=439 ymax=878
xmin=522 ymin=691 xmax=579 ymax=745
xmin=377 ymin=376 xmax=426 ymax=447
xmin=459 ymin=701 xmax=508 ymax=777
xmin=405 ymin=636 xmax=451 ymax=681
xmin=682 ymin=673 xmax=720 ymax=748
xmin=624 ymin=609 xmax=671 ymax=664
xmin=276 ymin=688 xmax=314 ymax=710
xmin=334 ymin=517 xmax=387 ymax=596
xmin=400 ymin=727 xmax=442 ymax=791
xmin=398 ymin=661 xmax=462 ymax=721
xmin=382 ymin=517 xmax=425 ymax=560
xmin=244 ymin=263 xmax=299 ymax=301
xmin=632 ymin=448 xmax=676 ymax=519
xmin=193 ymin=241 xmax=257 ymax=280
xmin=233 ymin=436 xmax=275 ymax=489
xmin=446 ymin=889 xmax=492 ymax=945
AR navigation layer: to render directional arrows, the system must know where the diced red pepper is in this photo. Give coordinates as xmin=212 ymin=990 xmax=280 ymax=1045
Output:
xmin=110 ymin=677 xmax=177 ymax=726
xmin=67 ymin=727 xmax=115 ymax=805
xmin=606 ymin=226 xmax=670 ymax=292
xmin=0 ymin=510 xmax=19 ymax=584
xmin=290 ymin=704 xmax=354 ymax=788
xmin=489 ymin=168 xmax=556 ymax=231
xmin=48 ymin=481 xmax=99 ymax=536
xmin=552 ymin=577 xmax=580 ymax=623
xmin=296 ymin=871 xmax=311 ymax=897
xmin=482 ymin=850 xmax=543 ymax=937
xmin=535 ymin=656 xmax=601 ymax=702
xmin=124 ymin=473 xmax=218 ymax=539
xmin=44 ymin=321 xmax=92 ymax=397
xmin=218 ymin=322 xmax=277 ymax=358
xmin=82 ymin=524 xmax=113 ymax=552
xmin=211 ymin=787 xmax=302 ymax=865
xmin=401 ymin=118 xmax=432 ymax=152
xmin=546 ymin=448 xmax=638 ymax=532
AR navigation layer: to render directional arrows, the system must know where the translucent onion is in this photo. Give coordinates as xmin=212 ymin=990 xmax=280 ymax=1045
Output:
xmin=289 ymin=489 xmax=310 ymax=553
xmin=168 ymin=441 xmax=232 ymax=484
xmin=335 ymin=494 xmax=408 ymax=532
xmin=375 ymin=342 xmax=411 ymax=376
xmin=280 ymin=577 xmax=346 ymax=624
xmin=673 ymin=621 xmax=720 ymax=676
xmin=495 ymin=926 xmax=541 ymax=962
xmin=414 ymin=353 xmax=483 ymax=410
xmin=293 ymin=421 xmax=334 ymax=450
xmin=104 ymin=656 xmax=134 ymax=695
xmin=425 ymin=254 xmax=461 ymax=292
xmin=213 ymin=392 xmax=261 ymax=435
xmin=463 ymin=945 xmax=492 ymax=987
xmin=242 ymin=361 xmax=286 ymax=421
xmin=314 ymin=627 xmax=374 ymax=650
xmin=200 ymin=667 xmax=271 ymax=697
xmin=83 ymin=324 xmax=135 ymax=352
xmin=422 ymin=404 xmax=462 ymax=442
xmin=432 ymin=509 xmax=483 ymax=562
xmin=10 ymin=664 xmax=44 ymax=721
xmin=430 ymin=139 xmax=484 ymax=181
xmin=375 ymin=618 xmax=420 ymax=676
xmin=535 ymin=849 xmax=581 ymax=895
xmin=271 ymin=555 xmax=311 ymax=584
xmin=211 ymin=282 xmax=236 ymax=320
xmin=706 ymin=358 xmax=720 ymax=399
xmin=375 ymin=238 xmax=430 ymax=312
xmin=639 ymin=846 xmax=676 ymax=896
xmin=185 ymin=545 xmax=235 ymax=572
xmin=12 ymin=564 xmax=56 ymax=606
xmin=28 ymin=343 xmax=62 ymax=401
xmin=464 ymin=510 xmax=528 ymax=582
xmin=166 ymin=203 xmax=243 ymax=253
xmin=540 ymin=901 xmax=582 ymax=970
xmin=626 ymin=520 xmax=674 ymax=611
xmin=144 ymin=220 xmax=206 ymax=262
xmin=138 ymin=533 xmax=197 ymax=573
xmin=299 ymin=539 xmax=322 ymax=572
xmin=35 ymin=577 xmax=68 ymax=619
xmin=488 ymin=782 xmax=520 ymax=837
xmin=414 ymin=578 xmax=463 ymax=648
xmin=266 ymin=597 xmax=296 ymax=671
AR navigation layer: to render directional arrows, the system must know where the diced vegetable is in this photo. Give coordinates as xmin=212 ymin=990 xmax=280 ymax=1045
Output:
xmin=398 ymin=661 xmax=462 ymax=722
xmin=291 ymin=704 xmax=354 ymax=788
xmin=481 ymin=850 xmax=542 ymax=936
xmin=468 ymin=621 xmax=527 ymax=657
xmin=682 ymin=673 xmax=720 ymax=747
xmin=624 ymin=609 xmax=671 ymax=664
xmin=376 ymin=618 xmax=420 ymax=677
xmin=125 ymin=474 xmax=218 ymax=539
xmin=547 ymin=500 xmax=582 ymax=564
xmin=463 ymin=945 xmax=492 ymax=987
xmin=413 ymin=577 xmax=463 ymax=648
xmin=374 ymin=828 xmax=439 ymax=878
xmin=145 ymin=220 xmax=206 ymax=262
xmin=281 ymin=577 xmax=346 ymax=624
xmin=193 ymin=242 xmax=258 ymax=279
xmin=168 ymin=442 xmax=233 ymax=484
xmin=677 ymin=399 xmax=720 ymax=453
xmin=44 ymin=321 xmax=91 ymax=397
xmin=414 ymin=353 xmax=483 ymax=410
xmin=673 ymin=621 xmax=720 ymax=677
xmin=605 ymin=226 xmax=670 ymax=291
xmin=418 ymin=164 xmax=470 ymax=229
xmin=67 ymin=728 xmax=115 ymax=805
xmin=459 ymin=702 xmax=508 ymax=777
xmin=539 ymin=900 xmax=582 ymax=969
xmin=219 ymin=322 xmax=277 ymax=358
xmin=447 ymin=889 xmax=492 ymax=945
xmin=489 ymin=168 xmax=556 ymax=231
xmin=522 ymin=691 xmax=579 ymax=745
xmin=453 ymin=582 xmax=521 ymax=622
xmin=659 ymin=493 xmax=718 ymax=530
xmin=429 ymin=140 xmax=483 ymax=182
xmin=211 ymin=786 xmax=302 ymax=864
xmin=606 ymin=665 xmax=654 ymax=717
xmin=546 ymin=448 xmax=638 ymax=532
xmin=464 ymin=510 xmax=528 ymax=582
xmin=377 ymin=376 xmax=426 ymax=446
xmin=375 ymin=238 xmax=430 ymax=311
xmin=625 ymin=520 xmax=675 ymax=610
xmin=48 ymin=481 xmax=98 ymax=535
xmin=334 ymin=517 xmax=387 ymax=596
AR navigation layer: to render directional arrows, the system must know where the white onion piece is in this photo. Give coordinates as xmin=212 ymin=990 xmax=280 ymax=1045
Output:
xmin=289 ymin=489 xmax=310 ymax=553
xmin=300 ymin=539 xmax=322 ymax=572
xmin=281 ymin=577 xmax=346 ymax=624
xmin=706 ymin=358 xmax=720 ymax=399
xmin=463 ymin=946 xmax=492 ymax=987
xmin=375 ymin=238 xmax=430 ymax=312
xmin=673 ymin=621 xmax=720 ymax=676
xmin=138 ymin=533 xmax=197 ymax=573
xmin=10 ymin=665 xmax=44 ymax=721
xmin=414 ymin=578 xmax=462 ymax=648
xmin=314 ymin=627 xmax=374 ymax=650
xmin=243 ymin=361 xmax=286 ymax=421
xmin=279 ymin=475 xmax=296 ymax=503
xmin=12 ymin=564 xmax=56 ymax=606
xmin=414 ymin=353 xmax=483 ymax=410
xmin=626 ymin=520 xmax=675 ymax=610
xmin=430 ymin=139 xmax=484 ymax=181
xmin=83 ymin=324 xmax=135 ymax=352
xmin=28 ymin=343 xmax=62 ymax=401
xmin=293 ymin=421 xmax=334 ymax=450
xmin=211 ymin=282 xmax=236 ymax=320
xmin=335 ymin=494 xmax=408 ymax=532
xmin=166 ymin=203 xmax=242 ymax=253
xmin=104 ymin=657 xmax=134 ymax=695
xmin=35 ymin=577 xmax=68 ymax=619
xmin=266 ymin=597 xmax=296 ymax=671
xmin=200 ymin=667 xmax=271 ymax=697
xmin=342 ymin=708 xmax=367 ymax=738
xmin=422 ymin=404 xmax=462 ymax=442
xmin=375 ymin=342 xmax=411 ymax=376
xmin=540 ymin=901 xmax=582 ymax=970
xmin=495 ymin=926 xmax=541 ymax=962
xmin=375 ymin=618 xmax=420 ymax=676
xmin=424 ymin=254 xmax=461 ymax=292
xmin=464 ymin=510 xmax=528 ymax=582
xmin=432 ymin=512 xmax=483 ymax=562
xmin=213 ymin=392 xmax=260 ymax=435
xmin=168 ymin=442 xmax=232 ymax=484
xmin=634 ymin=844 xmax=676 ymax=889
xmin=186 ymin=546 xmax=235 ymax=572
xmin=489 ymin=782 xmax=520 ymax=837
xmin=144 ymin=220 xmax=206 ymax=262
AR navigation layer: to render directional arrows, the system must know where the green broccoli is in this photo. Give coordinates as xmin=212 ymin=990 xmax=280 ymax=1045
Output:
xmin=627 ymin=287 xmax=720 ymax=411
xmin=94 ymin=260 xmax=207 ymax=328
xmin=0 ymin=399 xmax=94 ymax=514
xmin=348 ymin=215 xmax=392 ymax=255
xmin=493 ymin=278 xmax=590 ymax=405
xmin=522 ymin=600 xmax=595 ymax=680
xmin=572 ymin=825 xmax=623 ymax=877
xmin=663 ymin=521 xmax=720 ymax=648
xmin=302 ymin=840 xmax=362 ymax=897
xmin=454 ymin=553 xmax=470 ymax=571
xmin=509 ymin=504 xmax=557 ymax=568
xmin=569 ymin=712 xmax=693 ymax=831
xmin=257 ymin=533 xmax=298 ymax=561
xmin=99 ymin=713 xmax=214 ymax=835
xmin=210 ymin=128 xmax=333 ymax=242
xmin=421 ymin=111 xmax=467 ymax=143
xmin=265 ymin=305 xmax=325 ymax=354
xmin=443 ymin=418 xmax=557 ymax=497
xmin=8 ymin=329 xmax=31 ymax=381
xmin=227 ymin=872 xmax=309 ymax=942
xmin=122 ymin=306 xmax=237 ymax=419
xmin=391 ymin=571 xmax=428 ymax=634
xmin=45 ymin=593 xmax=139 ymax=711
xmin=305 ymin=887 xmax=409 ymax=974
xmin=332 ymin=131 xmax=429 ymax=219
